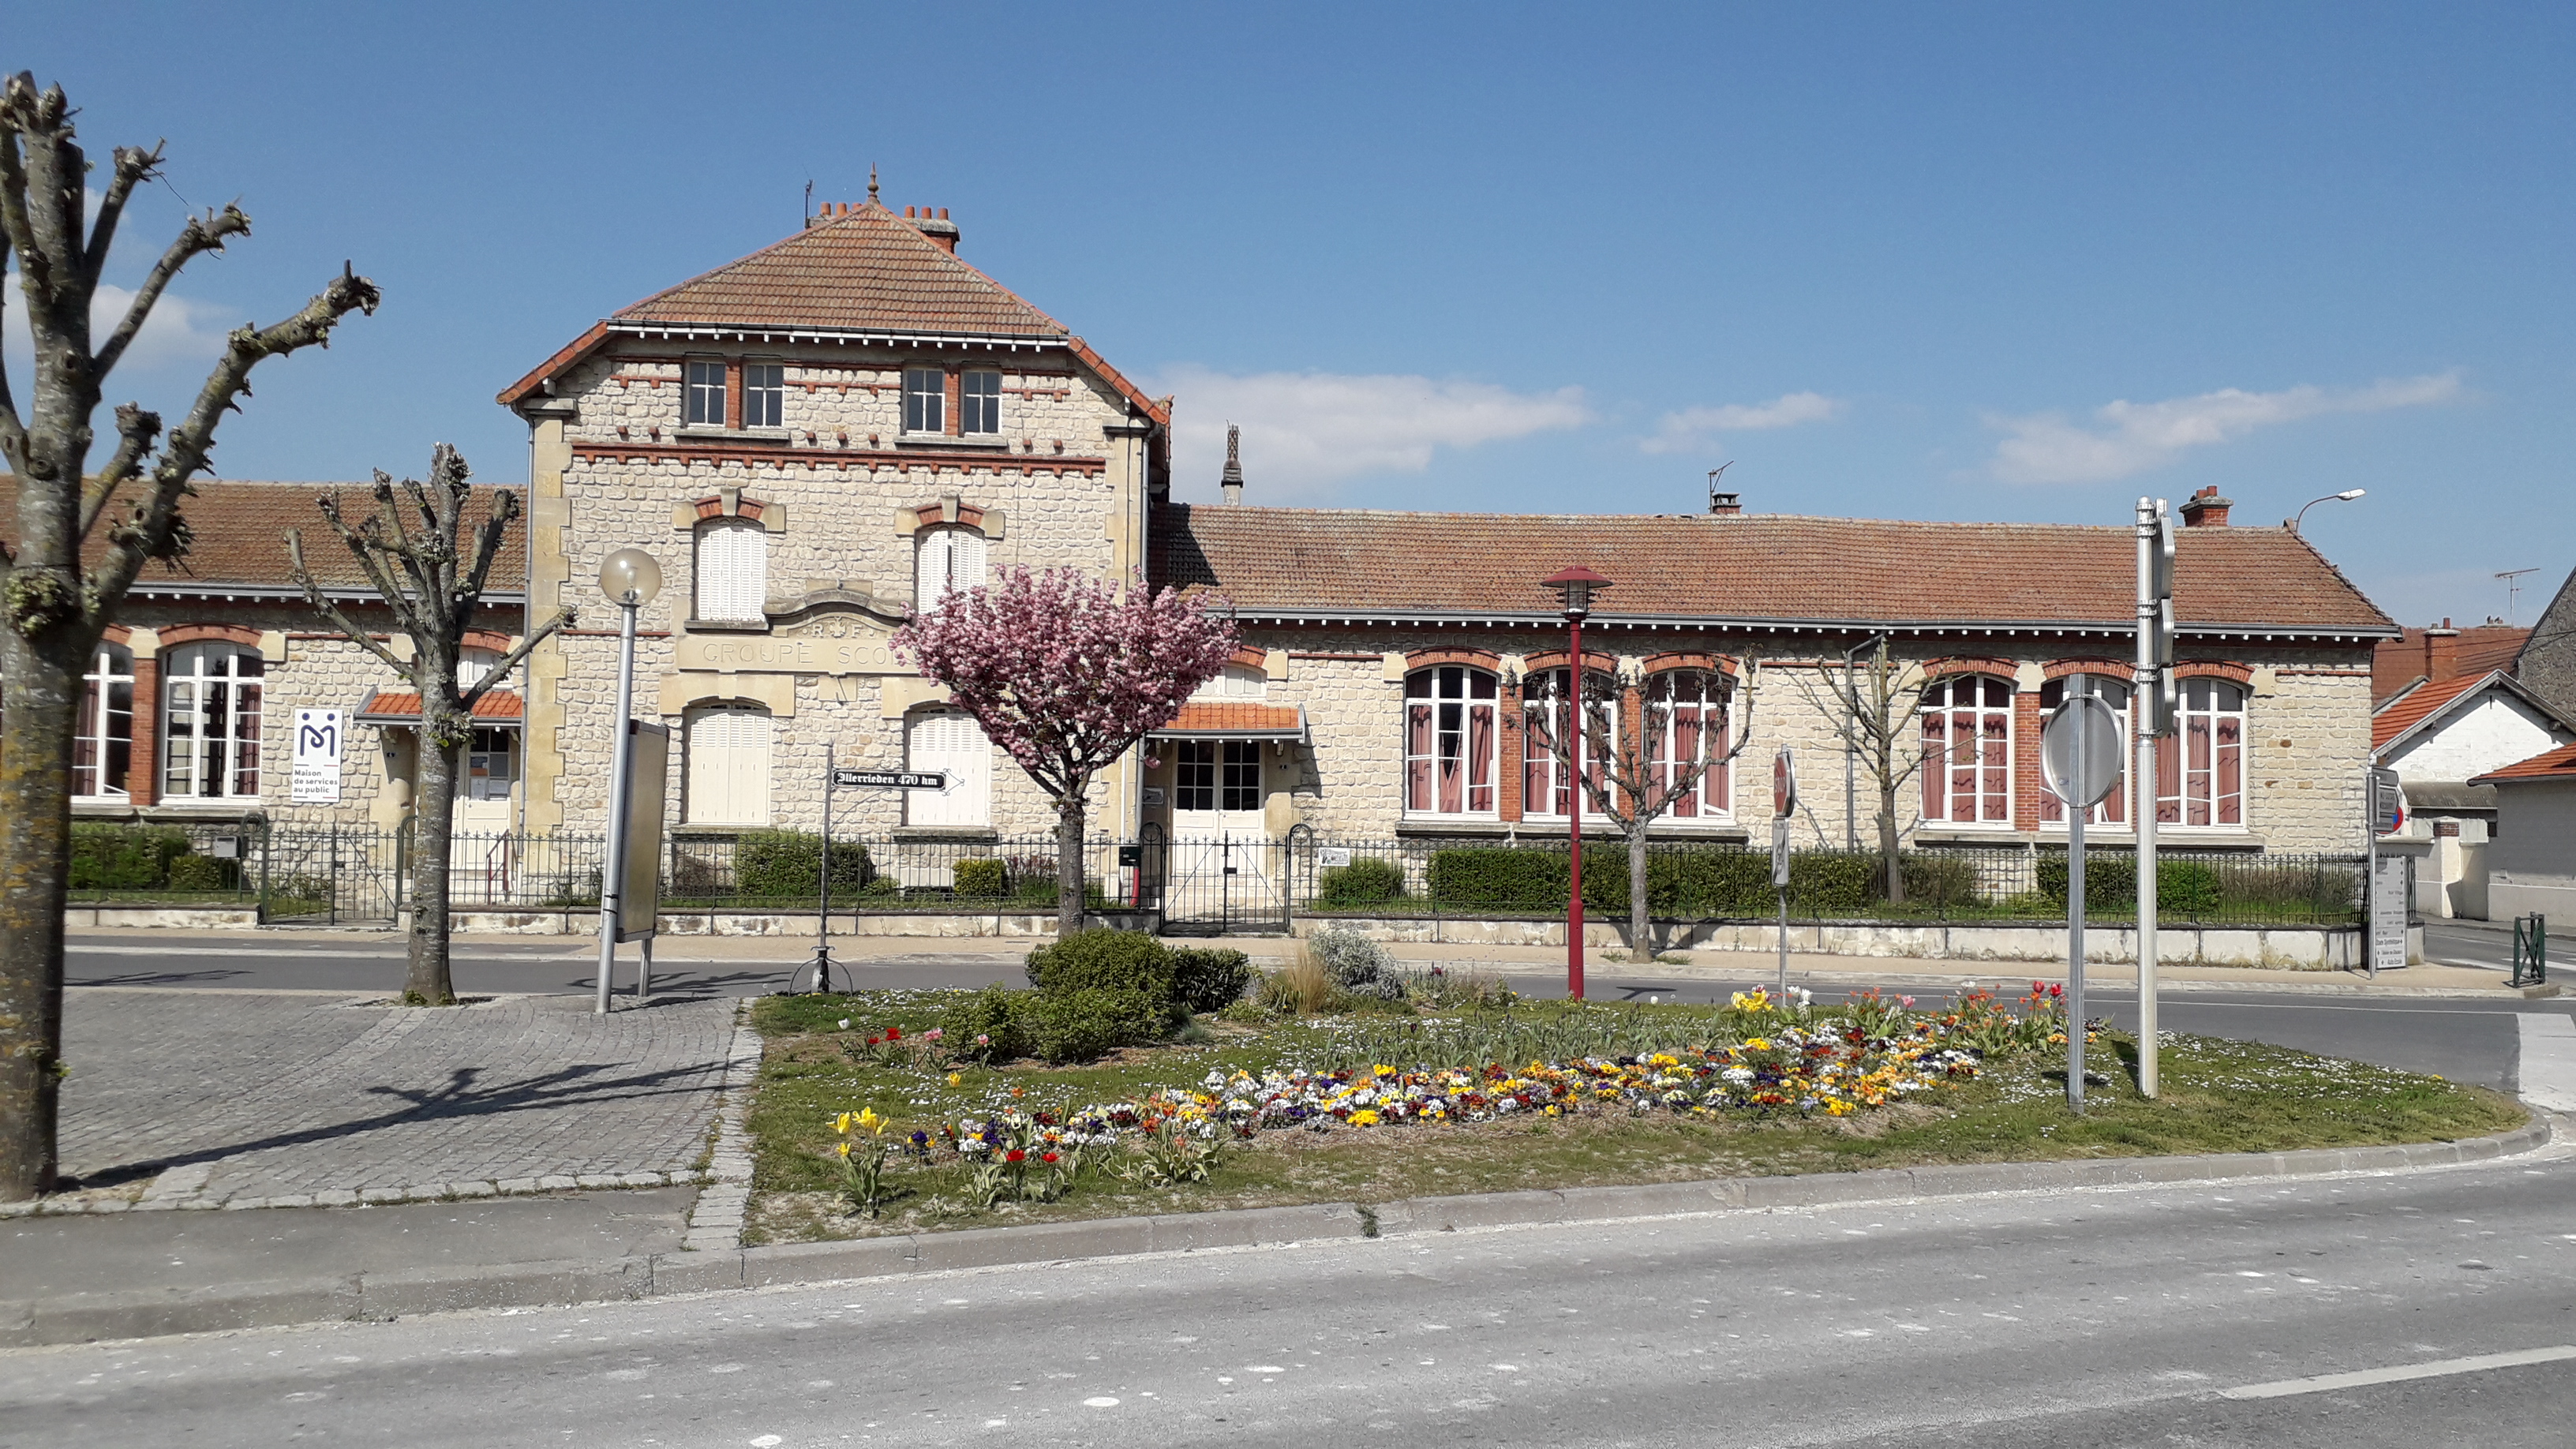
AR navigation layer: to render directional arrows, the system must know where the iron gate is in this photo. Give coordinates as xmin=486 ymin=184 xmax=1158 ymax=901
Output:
xmin=1140 ymin=833 xmax=1297 ymax=934
xmin=258 ymin=825 xmax=404 ymax=925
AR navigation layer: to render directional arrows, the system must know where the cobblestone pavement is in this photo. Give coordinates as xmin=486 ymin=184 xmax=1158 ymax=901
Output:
xmin=54 ymin=990 xmax=735 ymax=1209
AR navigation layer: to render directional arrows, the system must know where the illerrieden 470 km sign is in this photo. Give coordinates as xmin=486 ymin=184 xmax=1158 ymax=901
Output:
xmin=832 ymin=768 xmax=947 ymax=791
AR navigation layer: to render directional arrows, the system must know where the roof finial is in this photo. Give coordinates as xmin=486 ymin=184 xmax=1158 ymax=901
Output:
xmin=1221 ymin=423 xmax=1245 ymax=505
xmin=867 ymin=165 xmax=880 ymax=202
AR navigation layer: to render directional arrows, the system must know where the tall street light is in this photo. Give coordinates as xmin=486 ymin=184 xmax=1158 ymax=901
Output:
xmin=2290 ymin=488 xmax=2365 ymax=533
xmin=596 ymin=547 xmax=662 ymax=1015
xmin=1541 ymin=565 xmax=1612 ymax=1002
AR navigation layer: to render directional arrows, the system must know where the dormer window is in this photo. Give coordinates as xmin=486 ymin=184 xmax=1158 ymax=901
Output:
xmin=961 ymin=370 xmax=1002 ymax=435
xmin=685 ymin=360 xmax=726 ymax=427
xmin=904 ymin=368 xmax=945 ymax=434
xmin=742 ymin=363 xmax=784 ymax=429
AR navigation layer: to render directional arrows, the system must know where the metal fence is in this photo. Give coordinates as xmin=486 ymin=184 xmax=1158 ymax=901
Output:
xmin=63 ymin=821 xmax=2367 ymax=930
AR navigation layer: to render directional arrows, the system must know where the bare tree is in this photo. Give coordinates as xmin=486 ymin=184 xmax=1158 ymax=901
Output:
xmin=1519 ymin=662 xmax=1758 ymax=952
xmin=1786 ymin=638 xmax=1927 ymax=902
xmin=0 ymin=74 xmax=377 ymax=1200
xmin=286 ymin=447 xmax=570 ymax=1005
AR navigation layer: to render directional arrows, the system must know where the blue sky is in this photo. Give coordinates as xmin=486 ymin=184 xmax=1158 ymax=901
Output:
xmin=11 ymin=3 xmax=2573 ymax=627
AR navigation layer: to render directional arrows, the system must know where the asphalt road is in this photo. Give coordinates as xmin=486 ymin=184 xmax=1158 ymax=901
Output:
xmin=66 ymin=937 xmax=2568 ymax=1093
xmin=5 ymin=1139 xmax=2571 ymax=1447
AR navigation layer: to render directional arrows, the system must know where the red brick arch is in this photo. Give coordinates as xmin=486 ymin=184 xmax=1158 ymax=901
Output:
xmin=462 ymin=629 xmax=517 ymax=654
xmin=2176 ymin=660 xmax=2255 ymax=683
xmin=1521 ymin=649 xmax=1619 ymax=676
xmin=1920 ymin=656 xmax=2019 ymax=683
xmin=100 ymin=623 xmax=133 ymax=646
xmin=2042 ymin=657 xmax=2136 ymax=682
xmin=155 ymin=623 xmax=262 ymax=651
xmin=1403 ymin=646 xmax=1503 ymax=673
xmin=1226 ymin=645 xmax=1270 ymax=670
xmin=1641 ymin=650 xmax=1741 ymax=678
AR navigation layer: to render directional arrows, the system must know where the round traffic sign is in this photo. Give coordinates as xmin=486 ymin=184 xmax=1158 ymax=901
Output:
xmin=1773 ymin=747 xmax=1797 ymax=816
xmin=2041 ymin=695 xmax=2124 ymax=809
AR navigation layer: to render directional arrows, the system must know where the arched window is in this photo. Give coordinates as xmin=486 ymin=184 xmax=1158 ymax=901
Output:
xmin=1646 ymin=670 xmax=1732 ymax=819
xmin=1522 ymin=668 xmax=1617 ymax=822
xmin=163 ymin=643 xmax=264 ymax=799
xmin=457 ymin=646 xmax=505 ymax=692
xmin=683 ymin=702 xmax=772 ymax=826
xmin=694 ymin=519 xmax=768 ymax=623
xmin=1919 ymin=674 xmax=2012 ymax=826
xmin=74 ymin=643 xmax=135 ymax=800
xmin=915 ymin=526 xmax=988 ymax=610
xmin=1403 ymin=666 xmax=1499 ymax=818
xmin=904 ymin=709 xmax=992 ymax=828
xmin=1193 ymin=664 xmax=1267 ymax=702
xmin=2159 ymin=677 xmax=2248 ymax=827
xmin=2038 ymin=676 xmax=2130 ymax=826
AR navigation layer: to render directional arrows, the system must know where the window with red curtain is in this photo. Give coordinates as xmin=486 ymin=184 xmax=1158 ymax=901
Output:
xmin=1919 ymin=674 xmax=2013 ymax=825
xmin=2037 ymin=676 xmax=2129 ymax=826
xmin=1402 ymin=666 xmax=1498 ymax=816
xmin=2156 ymin=678 xmax=2247 ymax=827
xmin=1646 ymin=670 xmax=1732 ymax=818
xmin=1522 ymin=668 xmax=1618 ymax=821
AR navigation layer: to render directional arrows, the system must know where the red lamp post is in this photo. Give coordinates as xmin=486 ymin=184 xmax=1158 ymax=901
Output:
xmin=1540 ymin=565 xmax=1612 ymax=1002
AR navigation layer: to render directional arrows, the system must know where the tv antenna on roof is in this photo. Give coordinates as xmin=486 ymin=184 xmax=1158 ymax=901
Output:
xmin=1707 ymin=461 xmax=1735 ymax=512
xmin=2498 ymin=567 xmax=2540 ymax=626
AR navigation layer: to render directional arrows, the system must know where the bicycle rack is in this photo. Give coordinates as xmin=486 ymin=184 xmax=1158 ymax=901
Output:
xmin=2511 ymin=913 xmax=2547 ymax=988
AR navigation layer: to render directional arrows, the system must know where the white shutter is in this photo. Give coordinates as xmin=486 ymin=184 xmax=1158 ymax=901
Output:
xmin=905 ymin=711 xmax=991 ymax=827
xmin=913 ymin=528 xmax=987 ymax=608
xmin=687 ymin=705 xmax=772 ymax=825
xmin=695 ymin=522 xmax=768 ymax=623
xmin=950 ymin=530 xmax=987 ymax=593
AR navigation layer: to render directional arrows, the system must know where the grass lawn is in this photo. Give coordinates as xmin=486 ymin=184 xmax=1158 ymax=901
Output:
xmin=738 ymin=988 xmax=2522 ymax=1246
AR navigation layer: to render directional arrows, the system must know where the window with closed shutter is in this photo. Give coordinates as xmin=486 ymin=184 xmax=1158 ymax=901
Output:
xmin=685 ymin=704 xmax=772 ymax=826
xmin=695 ymin=520 xmax=768 ymax=623
xmin=904 ymin=710 xmax=991 ymax=827
xmin=913 ymin=527 xmax=988 ymax=609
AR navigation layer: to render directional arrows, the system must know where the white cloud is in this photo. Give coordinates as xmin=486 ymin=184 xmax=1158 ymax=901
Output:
xmin=1987 ymin=372 xmax=2462 ymax=485
xmin=1151 ymin=364 xmax=1593 ymax=500
xmin=1641 ymin=391 xmax=1844 ymax=455
xmin=2 ymin=281 xmax=235 ymax=374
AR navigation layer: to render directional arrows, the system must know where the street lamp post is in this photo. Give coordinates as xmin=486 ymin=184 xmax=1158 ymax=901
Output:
xmin=595 ymin=548 xmax=662 ymax=1015
xmin=2290 ymin=488 xmax=2365 ymax=533
xmin=1541 ymin=565 xmax=1612 ymax=1002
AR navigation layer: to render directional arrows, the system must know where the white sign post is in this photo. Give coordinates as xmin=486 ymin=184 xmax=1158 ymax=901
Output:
xmin=2367 ymin=766 xmax=2409 ymax=978
xmin=1773 ymin=747 xmax=1796 ymax=998
xmin=291 ymin=709 xmax=344 ymax=804
xmin=2044 ymin=688 xmax=2124 ymax=1114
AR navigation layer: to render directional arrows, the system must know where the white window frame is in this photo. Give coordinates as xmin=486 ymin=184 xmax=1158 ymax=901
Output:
xmin=904 ymin=367 xmax=945 ymax=435
xmin=960 ymin=369 xmax=1002 ymax=436
xmin=904 ymin=709 xmax=993 ymax=828
xmin=1646 ymin=669 xmax=1732 ymax=822
xmin=74 ymin=643 xmax=135 ymax=801
xmin=684 ymin=358 xmax=727 ymax=428
xmin=695 ymin=519 xmax=769 ymax=623
xmin=162 ymin=642 xmax=264 ymax=800
xmin=1521 ymin=668 xmax=1619 ymax=824
xmin=460 ymin=726 xmax=518 ymax=803
xmin=684 ymin=702 xmax=773 ymax=827
xmin=741 ymin=361 xmax=784 ymax=429
xmin=914 ymin=526 xmax=988 ymax=611
xmin=2159 ymin=676 xmax=2249 ymax=829
xmin=1919 ymin=674 xmax=2015 ymax=827
xmin=2039 ymin=675 xmax=2132 ymax=828
xmin=1402 ymin=665 xmax=1500 ymax=819
xmin=1191 ymin=664 xmax=1268 ymax=702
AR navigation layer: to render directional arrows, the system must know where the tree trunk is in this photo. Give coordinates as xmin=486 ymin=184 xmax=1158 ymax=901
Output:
xmin=406 ymin=719 xmax=462 ymax=1005
xmin=0 ymin=639 xmax=87 ymax=1199
xmin=1628 ymin=825 xmax=1651 ymax=957
xmin=1054 ymin=786 xmax=1087 ymax=939
xmin=1878 ymin=778 xmax=1905 ymax=906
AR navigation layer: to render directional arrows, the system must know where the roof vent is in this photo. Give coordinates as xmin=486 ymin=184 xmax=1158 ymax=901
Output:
xmin=1220 ymin=424 xmax=1245 ymax=505
xmin=2180 ymin=485 xmax=2233 ymax=527
xmin=1709 ymin=491 xmax=1742 ymax=515
xmin=908 ymin=205 xmax=960 ymax=253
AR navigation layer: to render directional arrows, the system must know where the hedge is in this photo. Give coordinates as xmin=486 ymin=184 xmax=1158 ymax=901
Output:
xmin=1415 ymin=844 xmax=1984 ymax=918
xmin=731 ymin=831 xmax=876 ymax=899
xmin=1024 ymin=929 xmax=1178 ymax=1005
xmin=1316 ymin=856 xmax=1406 ymax=908
xmin=953 ymin=858 xmax=1007 ymax=898
xmin=1170 ymin=945 xmax=1253 ymax=1013
xmin=69 ymin=824 xmax=194 ymax=890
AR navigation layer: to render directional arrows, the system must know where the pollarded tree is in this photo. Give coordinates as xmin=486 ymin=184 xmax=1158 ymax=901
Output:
xmin=286 ymin=445 xmax=573 ymax=1005
xmin=1785 ymin=637 xmax=1928 ymax=902
xmin=890 ymin=567 xmax=1237 ymax=937
xmin=1519 ymin=661 xmax=1758 ymax=952
xmin=0 ymin=74 xmax=378 ymax=1200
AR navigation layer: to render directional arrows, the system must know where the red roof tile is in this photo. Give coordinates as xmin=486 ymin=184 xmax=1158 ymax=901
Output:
xmin=1150 ymin=702 xmax=1305 ymax=737
xmin=616 ymin=203 xmax=1065 ymax=339
xmin=2471 ymin=739 xmax=2576 ymax=784
xmin=2370 ymin=670 xmax=2503 ymax=751
xmin=1152 ymin=506 xmax=2396 ymax=635
xmin=354 ymin=690 xmax=524 ymax=723
xmin=2372 ymin=623 xmax=2529 ymax=702
xmin=0 ymin=479 xmax=526 ymax=593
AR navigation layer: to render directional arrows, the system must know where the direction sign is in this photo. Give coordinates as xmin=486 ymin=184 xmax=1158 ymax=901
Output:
xmin=2042 ymin=695 xmax=2124 ymax=809
xmin=833 ymin=768 xmax=946 ymax=791
xmin=1773 ymin=746 xmax=1797 ymax=817
xmin=2368 ymin=766 xmax=2406 ymax=835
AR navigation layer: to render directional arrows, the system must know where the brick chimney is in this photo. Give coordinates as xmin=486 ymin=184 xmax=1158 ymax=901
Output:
xmin=1709 ymin=491 xmax=1743 ymax=515
xmin=1219 ymin=424 xmax=1245 ymax=505
xmin=2425 ymin=617 xmax=2461 ymax=682
xmin=905 ymin=205 xmax=959 ymax=253
xmin=2179 ymin=485 xmax=2232 ymax=527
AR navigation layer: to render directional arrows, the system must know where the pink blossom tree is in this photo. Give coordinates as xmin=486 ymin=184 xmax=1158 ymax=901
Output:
xmin=891 ymin=567 xmax=1237 ymax=936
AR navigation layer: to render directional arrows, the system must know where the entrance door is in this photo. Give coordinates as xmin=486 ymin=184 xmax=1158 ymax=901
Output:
xmin=451 ymin=727 xmax=520 ymax=902
xmin=1169 ymin=739 xmax=1274 ymax=927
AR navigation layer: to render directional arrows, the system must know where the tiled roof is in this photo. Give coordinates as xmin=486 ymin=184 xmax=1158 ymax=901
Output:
xmin=1149 ymin=702 xmax=1306 ymax=738
xmin=2472 ymin=739 xmax=2576 ymax=784
xmin=1151 ymin=506 xmax=2397 ymax=635
xmin=0 ymin=479 xmax=526 ymax=593
xmin=615 ymin=203 xmax=1067 ymax=339
xmin=2370 ymin=671 xmax=2499 ymax=751
xmin=2372 ymin=623 xmax=2529 ymax=702
xmin=354 ymin=690 xmax=525 ymax=723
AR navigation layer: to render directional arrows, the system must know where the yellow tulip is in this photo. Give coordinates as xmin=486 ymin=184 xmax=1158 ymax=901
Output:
xmin=835 ymin=1111 xmax=853 ymax=1133
xmin=858 ymin=1106 xmax=886 ymax=1134
xmin=948 ymin=1073 xmax=963 ymax=1088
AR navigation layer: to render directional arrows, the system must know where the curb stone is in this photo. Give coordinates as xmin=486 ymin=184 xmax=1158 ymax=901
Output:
xmin=0 ymin=1116 xmax=2551 ymax=1350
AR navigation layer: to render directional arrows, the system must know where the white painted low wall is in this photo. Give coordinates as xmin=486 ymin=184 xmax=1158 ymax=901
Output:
xmin=1294 ymin=914 xmax=2401 ymax=969
xmin=64 ymin=905 xmax=260 ymax=929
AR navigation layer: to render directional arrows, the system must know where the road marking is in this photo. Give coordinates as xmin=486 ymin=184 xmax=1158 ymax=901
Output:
xmin=2220 ymin=1345 xmax=2576 ymax=1399
xmin=2517 ymin=1013 xmax=2576 ymax=1112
